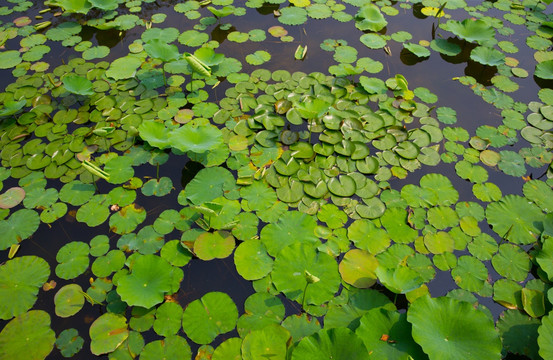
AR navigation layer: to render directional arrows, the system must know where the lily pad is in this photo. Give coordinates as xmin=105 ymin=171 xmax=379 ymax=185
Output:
xmin=0 ymin=187 xmax=25 ymax=208
xmin=407 ymin=296 xmax=502 ymax=360
xmin=0 ymin=209 xmax=40 ymax=250
xmin=0 ymin=310 xmax=55 ymax=360
xmin=291 ymin=327 xmax=369 ymax=360
xmin=54 ymin=284 xmax=85 ymax=318
xmin=0 ymin=256 xmax=50 ymax=320
xmin=181 ymin=292 xmax=238 ymax=344
xmin=116 ymin=254 xmax=176 ymax=308
xmin=89 ymin=312 xmax=129 ymax=356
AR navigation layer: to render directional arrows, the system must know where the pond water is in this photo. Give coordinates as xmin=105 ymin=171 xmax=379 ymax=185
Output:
xmin=0 ymin=0 xmax=553 ymax=359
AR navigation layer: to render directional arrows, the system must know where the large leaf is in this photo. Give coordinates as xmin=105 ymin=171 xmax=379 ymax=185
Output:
xmin=116 ymin=254 xmax=175 ymax=308
xmin=0 ymin=310 xmax=55 ymax=360
xmin=291 ymin=327 xmax=369 ymax=360
xmin=181 ymin=292 xmax=238 ymax=344
xmin=62 ymin=75 xmax=94 ymax=95
xmin=355 ymin=4 xmax=387 ymax=32
xmin=0 ymin=209 xmax=40 ymax=250
xmin=407 ymin=296 xmax=502 ymax=360
xmin=0 ymin=256 xmax=50 ymax=320
xmin=169 ymin=122 xmax=223 ymax=153
xmin=272 ymin=243 xmax=340 ymax=306
xmin=446 ymin=19 xmax=495 ymax=44
xmin=486 ymin=195 xmax=544 ymax=245
xmin=89 ymin=313 xmax=128 ymax=355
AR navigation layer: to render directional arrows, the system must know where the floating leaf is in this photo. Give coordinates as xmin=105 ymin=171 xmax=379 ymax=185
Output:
xmin=89 ymin=313 xmax=129 ymax=356
xmin=54 ymin=284 xmax=85 ymax=318
xmin=0 ymin=187 xmax=25 ymax=209
xmin=0 ymin=256 xmax=49 ymax=320
xmin=182 ymin=292 xmax=238 ymax=344
xmin=116 ymin=254 xmax=175 ymax=308
xmin=62 ymin=75 xmax=94 ymax=96
xmin=0 ymin=310 xmax=55 ymax=360
xmin=407 ymin=296 xmax=502 ymax=360
xmin=291 ymin=327 xmax=368 ymax=360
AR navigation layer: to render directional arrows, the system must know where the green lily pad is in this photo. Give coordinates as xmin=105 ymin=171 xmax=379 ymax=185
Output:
xmin=106 ymin=56 xmax=142 ymax=80
xmin=486 ymin=195 xmax=544 ymax=244
xmin=498 ymin=309 xmax=539 ymax=359
xmin=213 ymin=338 xmax=242 ymax=360
xmin=0 ymin=208 xmax=40 ymax=250
xmin=234 ymin=240 xmax=273 ymax=280
xmin=153 ymin=302 xmax=183 ymax=337
xmin=142 ymin=177 xmax=173 ymax=197
xmin=59 ymin=180 xmax=96 ymax=206
xmin=355 ymin=3 xmax=387 ymax=32
xmin=339 ymin=249 xmax=378 ymax=288
xmin=451 ymin=255 xmax=488 ymax=292
xmin=355 ymin=308 xmax=426 ymax=359
xmin=260 ymin=211 xmax=319 ymax=257
xmin=0 ymin=187 xmax=25 ymax=208
xmin=237 ymin=292 xmax=285 ymax=337
xmin=538 ymin=312 xmax=553 ymax=359
xmin=182 ymin=291 xmax=238 ymax=344
xmin=0 ymin=256 xmax=49 ymax=320
xmin=116 ymin=254 xmax=176 ymax=308
xmin=194 ymin=231 xmax=235 ymax=260
xmin=56 ymin=241 xmax=89 ymax=280
xmin=170 ymin=122 xmax=223 ymax=153
xmin=491 ymin=244 xmax=530 ymax=282
xmin=0 ymin=310 xmax=55 ymax=360
xmin=62 ymin=75 xmax=94 ymax=96
xmin=446 ymin=19 xmax=495 ymax=44
xmin=109 ymin=203 xmax=146 ymax=234
xmin=407 ymin=296 xmax=502 ymax=360
xmin=470 ymin=46 xmax=505 ymax=66
xmin=272 ymin=243 xmax=340 ymax=306
xmin=242 ymin=324 xmax=290 ymax=360
xmin=89 ymin=312 xmax=129 ymax=356
xmin=291 ymin=327 xmax=368 ymax=360
xmin=55 ymin=328 xmax=84 ymax=358
xmin=54 ymin=284 xmax=85 ymax=318
xmin=76 ymin=196 xmax=109 ymax=227
xmin=535 ymin=60 xmax=553 ymax=80
xmin=185 ymin=167 xmax=235 ymax=205
xmin=141 ymin=335 xmax=191 ymax=360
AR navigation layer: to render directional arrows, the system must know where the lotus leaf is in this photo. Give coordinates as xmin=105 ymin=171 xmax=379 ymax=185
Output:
xmin=291 ymin=327 xmax=369 ymax=360
xmin=427 ymin=206 xmax=459 ymax=229
xmin=491 ymin=244 xmax=530 ymax=282
xmin=0 ymin=310 xmax=55 ymax=360
xmin=54 ymin=284 xmax=85 ymax=318
xmin=23 ymin=188 xmax=58 ymax=209
xmin=237 ymin=292 xmax=285 ymax=337
xmin=106 ymin=56 xmax=143 ymax=80
xmin=347 ymin=219 xmax=390 ymax=254
xmin=56 ymin=241 xmax=89 ymax=280
xmin=89 ymin=312 xmax=129 ymax=355
xmin=59 ymin=180 xmax=95 ymax=206
xmin=523 ymin=180 xmax=553 ymax=212
xmin=116 ymin=254 xmax=175 ymax=308
xmin=0 ymin=100 xmax=25 ymax=117
xmin=486 ymin=195 xmax=544 ymax=244
xmin=185 ymin=167 xmax=235 ymax=205
xmin=76 ymin=196 xmax=110 ymax=227
xmin=522 ymin=288 xmax=545 ymax=318
xmin=497 ymin=309 xmax=539 ymax=359
xmin=272 ymin=243 xmax=340 ymax=306
xmin=404 ymin=43 xmax=430 ymax=58
xmin=451 ymin=255 xmax=488 ymax=292
xmin=144 ymin=39 xmax=180 ymax=62
xmin=446 ymin=19 xmax=495 ymax=44
xmin=356 ymin=308 xmax=426 ymax=359
xmin=194 ymin=231 xmax=235 ymax=260
xmin=278 ymin=7 xmax=308 ymax=25
xmin=339 ymin=249 xmax=378 ymax=288
xmin=62 ymin=75 xmax=94 ymax=96
xmin=0 ymin=50 xmax=22 ymax=69
xmin=375 ymin=266 xmax=424 ymax=294
xmin=169 ymin=122 xmax=223 ymax=153
xmin=140 ymin=335 xmax=191 ymax=360
xmin=407 ymin=296 xmax=501 ymax=360
xmin=181 ymin=291 xmax=238 ymax=344
xmin=91 ymin=249 xmax=125 ymax=278
xmin=105 ymin=156 xmax=135 ymax=184
xmin=260 ymin=210 xmax=319 ymax=256
xmin=535 ymin=60 xmax=553 ymax=80
xmin=470 ymin=46 xmax=505 ymax=66
xmin=0 ymin=186 xmax=24 ymax=208
xmin=355 ymin=4 xmax=387 ymax=32
xmin=55 ymin=328 xmax=84 ymax=358
xmin=0 ymin=208 xmax=40 ymax=250
xmin=138 ymin=121 xmax=172 ymax=149
xmin=538 ymin=312 xmax=553 ymax=359
xmin=213 ymin=338 xmax=241 ymax=360
xmin=234 ymin=240 xmax=273 ymax=280
xmin=380 ymin=207 xmax=418 ymax=244
xmin=0 ymin=256 xmax=49 ymax=320
xmin=153 ymin=302 xmax=183 ymax=337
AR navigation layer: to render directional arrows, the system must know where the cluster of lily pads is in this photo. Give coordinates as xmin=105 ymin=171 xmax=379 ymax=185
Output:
xmin=1 ymin=0 xmax=553 ymax=359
